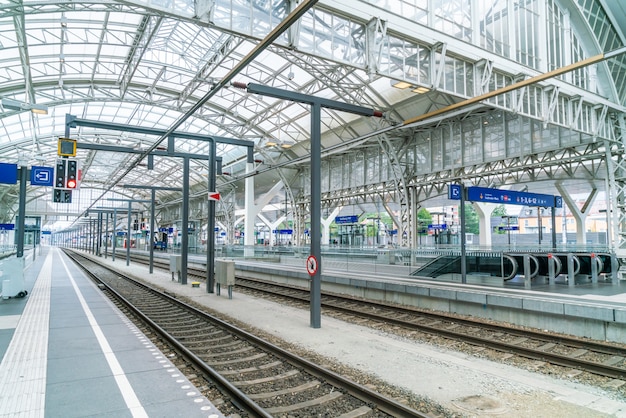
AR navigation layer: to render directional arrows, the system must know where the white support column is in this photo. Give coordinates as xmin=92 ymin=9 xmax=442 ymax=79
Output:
xmin=556 ymin=183 xmax=597 ymax=245
xmin=473 ymin=202 xmax=497 ymax=248
xmin=244 ymin=175 xmax=285 ymax=251
xmin=410 ymin=187 xmax=418 ymax=248
xmin=321 ymin=207 xmax=342 ymax=246
xmin=244 ymin=162 xmax=256 ymax=253
xmin=258 ymin=214 xmax=286 ymax=247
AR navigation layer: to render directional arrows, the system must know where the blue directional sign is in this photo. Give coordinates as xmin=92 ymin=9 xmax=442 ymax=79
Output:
xmin=448 ymin=184 xmax=461 ymax=200
xmin=428 ymin=223 xmax=447 ymax=230
xmin=30 ymin=166 xmax=54 ymax=186
xmin=497 ymin=225 xmax=519 ymax=232
xmin=0 ymin=163 xmax=18 ymax=184
xmin=555 ymin=196 xmax=563 ymax=208
xmin=335 ymin=215 xmax=359 ymax=224
xmin=0 ymin=223 xmax=15 ymax=230
xmin=465 ymin=186 xmax=559 ymax=208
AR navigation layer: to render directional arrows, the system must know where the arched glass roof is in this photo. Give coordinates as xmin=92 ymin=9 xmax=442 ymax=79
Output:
xmin=0 ymin=0 xmax=625 ymax=230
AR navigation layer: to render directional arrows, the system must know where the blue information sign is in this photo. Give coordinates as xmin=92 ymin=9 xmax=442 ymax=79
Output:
xmin=448 ymin=184 xmax=461 ymax=200
xmin=30 ymin=166 xmax=54 ymax=186
xmin=465 ymin=186 xmax=558 ymax=208
xmin=0 ymin=223 xmax=15 ymax=230
xmin=428 ymin=223 xmax=447 ymax=230
xmin=555 ymin=196 xmax=563 ymax=208
xmin=497 ymin=225 xmax=519 ymax=231
xmin=335 ymin=215 xmax=359 ymax=224
xmin=0 ymin=163 xmax=18 ymax=184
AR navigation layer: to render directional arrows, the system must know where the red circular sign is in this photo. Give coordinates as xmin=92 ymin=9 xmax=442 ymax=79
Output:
xmin=306 ymin=255 xmax=318 ymax=276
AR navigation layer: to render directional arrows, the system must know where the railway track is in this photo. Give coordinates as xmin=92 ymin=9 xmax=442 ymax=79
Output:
xmin=65 ymin=250 xmax=430 ymax=418
xmin=119 ymin=251 xmax=626 ymax=384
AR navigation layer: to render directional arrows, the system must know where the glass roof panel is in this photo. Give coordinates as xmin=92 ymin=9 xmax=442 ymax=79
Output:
xmin=1 ymin=0 xmax=623 ymax=229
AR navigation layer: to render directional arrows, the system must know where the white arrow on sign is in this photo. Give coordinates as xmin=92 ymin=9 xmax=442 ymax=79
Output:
xmin=208 ymin=192 xmax=221 ymax=201
xmin=35 ymin=170 xmax=49 ymax=182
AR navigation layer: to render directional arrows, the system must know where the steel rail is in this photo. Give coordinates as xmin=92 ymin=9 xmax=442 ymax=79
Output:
xmin=234 ymin=277 xmax=626 ymax=380
xmin=66 ymin=249 xmax=433 ymax=418
xmin=65 ymin=251 xmax=272 ymax=417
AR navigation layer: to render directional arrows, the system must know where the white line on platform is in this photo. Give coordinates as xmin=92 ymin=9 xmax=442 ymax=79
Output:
xmin=60 ymin=250 xmax=149 ymax=418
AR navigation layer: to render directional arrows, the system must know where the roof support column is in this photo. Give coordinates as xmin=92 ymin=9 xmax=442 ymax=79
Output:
xmin=321 ymin=207 xmax=342 ymax=246
xmin=472 ymin=202 xmax=496 ymax=248
xmin=232 ymin=81 xmax=382 ymax=329
xmin=258 ymin=214 xmax=286 ymax=247
xmin=244 ymin=162 xmax=256 ymax=255
xmin=556 ymin=183 xmax=597 ymax=245
xmin=181 ymin=156 xmax=190 ymax=284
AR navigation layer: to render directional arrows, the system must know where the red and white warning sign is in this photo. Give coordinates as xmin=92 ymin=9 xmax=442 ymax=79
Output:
xmin=208 ymin=191 xmax=221 ymax=201
xmin=306 ymin=255 xmax=318 ymax=276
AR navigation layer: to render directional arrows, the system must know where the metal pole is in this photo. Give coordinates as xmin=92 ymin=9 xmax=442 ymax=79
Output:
xmin=538 ymin=209 xmax=542 ymax=245
xmin=105 ymin=212 xmax=109 ymax=259
xmin=460 ymin=184 xmax=467 ymax=284
xmin=149 ymin=189 xmax=155 ymax=274
xmin=207 ymin=140 xmax=216 ymax=293
xmin=112 ymin=209 xmax=117 ymax=261
xmin=16 ymin=167 xmax=27 ymax=258
xmin=97 ymin=212 xmax=102 ymax=256
xmin=181 ymin=156 xmax=190 ymax=285
xmin=551 ymin=207 xmax=557 ymax=250
xmin=91 ymin=218 xmax=94 ymax=254
xmin=126 ymin=202 xmax=131 ymax=266
xmin=507 ymin=217 xmax=511 ymax=246
xmin=310 ymin=103 xmax=322 ymax=328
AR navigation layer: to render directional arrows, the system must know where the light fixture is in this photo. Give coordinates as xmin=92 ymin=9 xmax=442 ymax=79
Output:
xmin=1 ymin=98 xmax=48 ymax=115
xmin=391 ymin=80 xmax=412 ymax=89
xmin=265 ymin=141 xmax=278 ymax=147
xmin=411 ymin=86 xmax=430 ymax=94
xmin=280 ymin=141 xmax=295 ymax=149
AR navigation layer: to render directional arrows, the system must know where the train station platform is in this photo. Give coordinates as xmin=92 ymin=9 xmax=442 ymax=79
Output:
xmin=100 ymin=247 xmax=626 ymax=344
xmin=0 ymin=246 xmax=223 ymax=418
xmin=70 ymin=247 xmax=626 ymax=417
xmin=233 ymin=255 xmax=626 ymax=344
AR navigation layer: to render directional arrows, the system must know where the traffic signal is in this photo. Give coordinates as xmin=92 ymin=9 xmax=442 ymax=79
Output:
xmin=53 ymin=158 xmax=79 ymax=203
xmin=54 ymin=158 xmax=80 ymax=189
xmin=53 ymin=189 xmax=72 ymax=203
xmin=55 ymin=159 xmax=66 ymax=188
xmin=66 ymin=159 xmax=78 ymax=189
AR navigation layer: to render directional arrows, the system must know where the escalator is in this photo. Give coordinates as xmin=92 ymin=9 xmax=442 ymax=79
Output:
xmin=410 ymin=253 xmax=515 ymax=279
xmin=410 ymin=255 xmax=460 ymax=278
xmin=410 ymin=251 xmax=616 ymax=282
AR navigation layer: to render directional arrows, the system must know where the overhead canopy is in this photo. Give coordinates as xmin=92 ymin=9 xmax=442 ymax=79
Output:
xmin=0 ymin=0 xmax=625 ymax=229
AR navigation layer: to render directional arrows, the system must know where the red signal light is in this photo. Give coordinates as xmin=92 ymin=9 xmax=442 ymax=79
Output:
xmin=67 ymin=179 xmax=77 ymax=189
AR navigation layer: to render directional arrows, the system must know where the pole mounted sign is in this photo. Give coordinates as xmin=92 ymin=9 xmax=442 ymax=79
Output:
xmin=449 ymin=184 xmax=562 ymax=208
xmin=30 ymin=166 xmax=54 ymax=186
xmin=208 ymin=192 xmax=220 ymax=201
xmin=306 ymin=255 xmax=318 ymax=276
xmin=0 ymin=163 xmax=17 ymax=184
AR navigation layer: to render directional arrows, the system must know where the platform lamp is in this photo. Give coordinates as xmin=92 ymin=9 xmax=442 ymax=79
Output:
xmin=1 ymin=98 xmax=48 ymax=115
